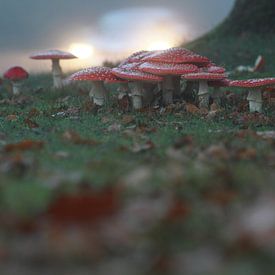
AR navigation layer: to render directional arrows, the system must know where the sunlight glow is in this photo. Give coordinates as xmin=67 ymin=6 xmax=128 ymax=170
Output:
xmin=69 ymin=43 xmax=94 ymax=59
xmin=147 ymin=40 xmax=175 ymax=51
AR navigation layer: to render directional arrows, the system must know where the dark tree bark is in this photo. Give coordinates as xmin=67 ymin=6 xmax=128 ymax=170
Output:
xmin=221 ymin=0 xmax=275 ymax=34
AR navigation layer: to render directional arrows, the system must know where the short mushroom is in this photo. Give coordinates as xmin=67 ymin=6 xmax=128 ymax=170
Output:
xmin=69 ymin=67 xmax=125 ymax=106
xmin=182 ymin=72 xmax=227 ymax=109
xmin=30 ymin=50 xmax=77 ymax=89
xmin=139 ymin=62 xmax=198 ymax=105
xmin=112 ymin=63 xmax=163 ymax=110
xmin=230 ymin=78 xmax=275 ymax=113
xmin=3 ymin=66 xmax=29 ymax=95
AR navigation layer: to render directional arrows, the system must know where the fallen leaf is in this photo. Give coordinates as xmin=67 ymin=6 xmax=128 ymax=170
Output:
xmin=24 ymin=118 xmax=39 ymax=128
xmin=6 ymin=114 xmax=18 ymax=121
xmin=235 ymin=148 xmax=257 ymax=160
xmin=186 ymin=103 xmax=200 ymax=114
xmin=63 ymin=130 xmax=99 ymax=146
xmin=173 ymin=135 xmax=194 ymax=149
xmin=47 ymin=187 xmax=119 ymax=225
xmin=4 ymin=140 xmax=44 ymax=153
xmin=121 ymin=115 xmax=135 ymax=125
xmin=132 ymin=140 xmax=155 ymax=153
xmin=107 ymin=123 xmax=122 ymax=132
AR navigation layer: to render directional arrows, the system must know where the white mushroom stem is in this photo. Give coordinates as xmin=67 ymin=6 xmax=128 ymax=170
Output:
xmin=52 ymin=59 xmax=63 ymax=89
xmin=131 ymin=82 xmax=145 ymax=110
xmin=11 ymin=81 xmax=23 ymax=95
xmin=162 ymin=76 xmax=174 ymax=105
xmin=198 ymin=80 xmax=210 ymax=109
xmin=89 ymin=81 xmax=109 ymax=106
xmin=247 ymin=89 xmax=263 ymax=113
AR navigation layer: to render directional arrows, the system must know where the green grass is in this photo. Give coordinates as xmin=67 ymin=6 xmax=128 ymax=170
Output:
xmin=0 ymin=73 xmax=275 ymax=216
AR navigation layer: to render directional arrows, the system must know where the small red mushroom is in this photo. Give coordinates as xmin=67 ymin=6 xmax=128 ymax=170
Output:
xmin=4 ymin=66 xmax=29 ymax=95
xmin=69 ymin=67 xmax=126 ymax=106
xmin=230 ymin=78 xmax=275 ymax=113
xmin=30 ymin=50 xmax=77 ymax=89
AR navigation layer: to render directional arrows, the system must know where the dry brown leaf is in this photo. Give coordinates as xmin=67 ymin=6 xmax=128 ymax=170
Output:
xmin=132 ymin=140 xmax=155 ymax=153
xmin=4 ymin=140 xmax=44 ymax=153
xmin=24 ymin=118 xmax=39 ymax=128
xmin=121 ymin=115 xmax=135 ymax=125
xmin=63 ymin=130 xmax=99 ymax=146
xmin=186 ymin=103 xmax=200 ymax=114
xmin=6 ymin=114 xmax=18 ymax=121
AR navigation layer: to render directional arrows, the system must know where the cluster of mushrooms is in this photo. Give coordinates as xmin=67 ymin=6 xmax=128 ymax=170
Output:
xmin=1 ymin=47 xmax=275 ymax=113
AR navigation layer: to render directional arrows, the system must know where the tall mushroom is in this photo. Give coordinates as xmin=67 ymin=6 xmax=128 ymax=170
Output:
xmin=139 ymin=62 xmax=198 ymax=105
xmin=3 ymin=66 xmax=29 ymax=95
xmin=229 ymin=78 xmax=275 ymax=113
xmin=142 ymin=47 xmax=210 ymax=105
xmin=182 ymin=72 xmax=227 ymax=109
xmin=69 ymin=67 xmax=125 ymax=106
xmin=112 ymin=63 xmax=163 ymax=110
xmin=30 ymin=50 xmax=77 ymax=89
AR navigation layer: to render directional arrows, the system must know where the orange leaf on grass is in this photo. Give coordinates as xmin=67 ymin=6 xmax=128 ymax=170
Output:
xmin=63 ymin=130 xmax=99 ymax=146
xmin=47 ymin=188 xmax=119 ymax=225
xmin=4 ymin=140 xmax=44 ymax=153
xmin=24 ymin=118 xmax=39 ymax=128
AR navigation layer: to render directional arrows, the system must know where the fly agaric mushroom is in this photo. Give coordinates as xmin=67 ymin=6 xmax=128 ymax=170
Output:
xmin=230 ymin=78 xmax=275 ymax=113
xmin=3 ymin=66 xmax=29 ymax=95
xmin=69 ymin=67 xmax=125 ymax=106
xmin=142 ymin=48 xmax=209 ymax=105
xmin=142 ymin=47 xmax=210 ymax=64
xmin=112 ymin=63 xmax=163 ymax=110
xmin=139 ymin=62 xmax=198 ymax=105
xmin=182 ymin=72 xmax=227 ymax=109
xmin=30 ymin=50 xmax=77 ymax=89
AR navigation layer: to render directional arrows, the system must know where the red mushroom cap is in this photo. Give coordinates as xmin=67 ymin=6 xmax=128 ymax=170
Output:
xmin=139 ymin=62 xmax=198 ymax=76
xmin=112 ymin=67 xmax=163 ymax=82
xmin=30 ymin=50 xmax=77 ymax=60
xmin=69 ymin=67 xmax=124 ymax=83
xmin=229 ymin=78 xmax=275 ymax=88
xmin=182 ymin=72 xmax=227 ymax=81
xmin=4 ymin=67 xmax=29 ymax=81
xmin=142 ymin=47 xmax=210 ymax=64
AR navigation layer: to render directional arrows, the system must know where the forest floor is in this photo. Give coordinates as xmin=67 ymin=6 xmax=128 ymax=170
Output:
xmin=0 ymin=64 xmax=275 ymax=274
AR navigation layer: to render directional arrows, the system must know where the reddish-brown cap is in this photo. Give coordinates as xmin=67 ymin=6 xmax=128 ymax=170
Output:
xmin=112 ymin=67 xmax=163 ymax=82
xmin=139 ymin=62 xmax=198 ymax=76
xmin=30 ymin=50 xmax=77 ymax=60
xmin=69 ymin=67 xmax=125 ymax=83
xmin=182 ymin=72 xmax=227 ymax=81
xmin=142 ymin=47 xmax=210 ymax=64
xmin=230 ymin=78 xmax=275 ymax=88
xmin=4 ymin=67 xmax=29 ymax=81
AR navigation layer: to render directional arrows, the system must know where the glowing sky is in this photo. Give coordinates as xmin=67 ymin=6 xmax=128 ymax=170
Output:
xmin=0 ymin=0 xmax=235 ymax=73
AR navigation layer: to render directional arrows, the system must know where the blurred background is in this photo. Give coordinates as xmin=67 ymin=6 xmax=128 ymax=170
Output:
xmin=0 ymin=0 xmax=234 ymax=73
